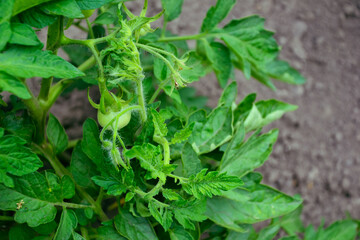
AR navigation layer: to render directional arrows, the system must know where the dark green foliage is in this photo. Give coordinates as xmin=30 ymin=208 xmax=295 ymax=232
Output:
xmin=0 ymin=0 xmax=355 ymax=239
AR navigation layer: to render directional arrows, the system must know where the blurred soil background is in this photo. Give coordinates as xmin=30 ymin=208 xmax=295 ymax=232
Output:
xmin=30 ymin=0 xmax=360 ymax=227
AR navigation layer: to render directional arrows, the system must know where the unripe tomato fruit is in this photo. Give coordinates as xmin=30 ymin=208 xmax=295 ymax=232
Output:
xmin=81 ymin=9 xmax=95 ymax=19
xmin=97 ymin=107 xmax=131 ymax=130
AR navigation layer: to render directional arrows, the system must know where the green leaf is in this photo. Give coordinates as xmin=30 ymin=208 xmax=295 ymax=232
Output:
xmin=206 ymin=173 xmax=302 ymax=230
xmin=162 ymin=189 xmax=181 ymax=201
xmin=0 ymin=0 xmax=14 ymax=51
xmin=151 ymin=108 xmax=168 ymax=137
xmin=182 ymin=169 xmax=243 ymax=199
xmin=161 ymin=0 xmax=184 ymax=22
xmin=12 ymin=0 xmax=53 ymax=16
xmin=54 ymin=208 xmax=78 ymax=240
xmin=9 ymin=23 xmax=42 ymax=47
xmin=170 ymin=124 xmax=193 ymax=145
xmin=279 ymin=204 xmax=304 ymax=235
xmin=0 ymin=134 xmax=42 ymax=187
xmin=41 ymin=0 xmax=84 ymax=19
xmin=0 ymin=47 xmax=85 ymax=79
xmin=172 ymin=199 xmax=207 ymax=230
xmin=169 ymin=224 xmax=199 ymax=240
xmin=153 ymin=54 xmax=170 ymax=81
xmin=70 ymin=142 xmax=99 ymax=190
xmin=18 ymin=7 xmax=57 ymax=28
xmin=125 ymin=143 xmax=167 ymax=182
xmin=93 ymin=12 xmax=116 ymax=25
xmin=148 ymin=201 xmax=173 ymax=231
xmin=32 ymin=221 xmax=58 ymax=235
xmin=226 ymin=225 xmax=257 ymax=240
xmin=47 ymin=113 xmax=69 ymax=154
xmin=0 ymin=172 xmax=75 ymax=227
xmin=114 ymin=209 xmax=158 ymax=240
xmin=179 ymin=51 xmax=207 ymax=84
xmin=220 ymin=128 xmax=278 ymax=177
xmin=242 ymin=99 xmax=298 ymax=132
xmin=202 ymin=40 xmax=232 ymax=88
xmin=265 ymin=60 xmax=305 ymax=84
xmin=98 ymin=225 xmax=127 ymax=240
xmin=61 ymin=175 xmax=75 ymax=199
xmin=188 ymin=106 xmax=233 ymax=154
xmin=75 ymin=0 xmax=113 ymax=10
xmin=201 ymin=0 xmax=236 ymax=32
xmin=163 ymin=85 xmax=182 ymax=104
xmin=315 ymin=220 xmax=358 ymax=240
xmin=9 ymin=224 xmax=36 ymax=240
xmin=257 ymin=225 xmax=280 ymax=240
xmin=0 ymin=111 xmax=35 ymax=142
xmin=218 ymin=81 xmax=237 ymax=108
xmin=215 ymin=14 xmax=304 ymax=88
xmin=221 ymin=23 xmax=279 ymax=65
xmin=0 ymin=72 xmax=31 ymax=99
xmin=181 ymin=142 xmax=202 ymax=177
xmin=81 ymin=118 xmax=104 ymax=168
xmin=91 ymin=175 xmax=126 ymax=196
xmin=40 ymin=0 xmax=84 ymax=18
xmin=0 ymin=22 xmax=11 ymax=51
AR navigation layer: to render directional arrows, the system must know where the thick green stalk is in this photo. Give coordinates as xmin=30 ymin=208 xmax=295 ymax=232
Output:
xmin=22 ymin=79 xmax=45 ymax=144
xmin=86 ymin=18 xmax=95 ymax=39
xmin=136 ymin=78 xmax=147 ymax=123
xmin=148 ymin=78 xmax=170 ymax=104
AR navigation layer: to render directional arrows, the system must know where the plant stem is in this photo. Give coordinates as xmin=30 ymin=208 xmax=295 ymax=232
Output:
xmin=53 ymin=202 xmax=92 ymax=209
xmin=22 ymin=79 xmax=45 ymax=144
xmin=38 ymin=77 xmax=53 ymax=101
xmin=81 ymin=227 xmax=90 ymax=240
xmin=148 ymin=78 xmax=170 ymax=104
xmin=67 ymin=139 xmax=80 ymax=150
xmin=96 ymin=188 xmax=105 ymax=205
xmin=161 ymin=19 xmax=167 ymax=38
xmin=135 ymin=78 xmax=147 ymax=123
xmin=158 ymin=32 xmax=207 ymax=42
xmin=73 ymin=21 xmax=88 ymax=32
xmin=0 ymin=216 xmax=14 ymax=221
xmin=136 ymin=43 xmax=177 ymax=74
xmin=86 ymin=18 xmax=95 ymax=39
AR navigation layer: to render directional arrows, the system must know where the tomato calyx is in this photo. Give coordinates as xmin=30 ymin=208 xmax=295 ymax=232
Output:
xmin=88 ymin=89 xmax=132 ymax=130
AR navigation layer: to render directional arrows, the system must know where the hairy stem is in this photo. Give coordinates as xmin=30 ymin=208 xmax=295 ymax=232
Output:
xmin=148 ymin=78 xmax=170 ymax=104
xmin=135 ymin=78 xmax=147 ymax=123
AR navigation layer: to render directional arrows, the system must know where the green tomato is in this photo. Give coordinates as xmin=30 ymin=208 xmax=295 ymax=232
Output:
xmin=81 ymin=9 xmax=95 ymax=19
xmin=97 ymin=107 xmax=131 ymax=130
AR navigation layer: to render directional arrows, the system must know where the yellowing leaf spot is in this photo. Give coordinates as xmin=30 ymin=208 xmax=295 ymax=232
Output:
xmin=48 ymin=188 xmax=52 ymax=192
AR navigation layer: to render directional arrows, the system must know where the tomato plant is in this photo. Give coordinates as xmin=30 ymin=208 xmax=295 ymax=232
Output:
xmin=0 ymin=0 xmax=358 ymax=239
